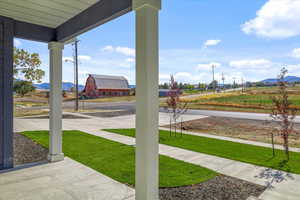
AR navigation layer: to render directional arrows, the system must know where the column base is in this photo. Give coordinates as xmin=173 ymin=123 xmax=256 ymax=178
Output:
xmin=47 ymin=153 xmax=64 ymax=162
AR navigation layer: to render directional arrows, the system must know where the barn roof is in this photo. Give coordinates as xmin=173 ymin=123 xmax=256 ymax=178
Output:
xmin=90 ymin=74 xmax=129 ymax=90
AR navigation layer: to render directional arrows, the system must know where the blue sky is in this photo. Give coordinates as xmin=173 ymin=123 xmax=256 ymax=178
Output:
xmin=15 ymin=0 xmax=300 ymax=85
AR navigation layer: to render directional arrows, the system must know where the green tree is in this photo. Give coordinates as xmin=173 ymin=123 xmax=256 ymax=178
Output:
xmin=14 ymin=48 xmax=45 ymax=82
xmin=270 ymin=68 xmax=296 ymax=161
xmin=209 ymin=80 xmax=218 ymax=89
xmin=13 ymin=80 xmax=36 ymax=97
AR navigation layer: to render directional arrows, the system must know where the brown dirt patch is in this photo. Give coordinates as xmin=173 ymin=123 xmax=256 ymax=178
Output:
xmin=170 ymin=116 xmax=300 ymax=147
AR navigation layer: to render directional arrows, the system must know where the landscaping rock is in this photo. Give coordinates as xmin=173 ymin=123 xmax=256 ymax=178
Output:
xmin=159 ymin=175 xmax=266 ymax=200
xmin=13 ymin=133 xmax=48 ymax=166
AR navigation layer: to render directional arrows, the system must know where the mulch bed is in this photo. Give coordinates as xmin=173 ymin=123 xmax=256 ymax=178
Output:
xmin=159 ymin=175 xmax=266 ymax=200
xmin=13 ymin=133 xmax=48 ymax=166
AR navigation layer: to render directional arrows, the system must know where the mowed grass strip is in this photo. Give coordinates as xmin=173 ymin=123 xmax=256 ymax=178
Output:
xmin=21 ymin=131 xmax=217 ymax=187
xmin=204 ymin=94 xmax=300 ymax=106
xmin=103 ymin=129 xmax=300 ymax=174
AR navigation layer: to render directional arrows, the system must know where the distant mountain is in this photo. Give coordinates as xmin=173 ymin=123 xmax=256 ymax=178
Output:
xmin=261 ymin=76 xmax=300 ymax=84
xmin=34 ymin=82 xmax=85 ymax=91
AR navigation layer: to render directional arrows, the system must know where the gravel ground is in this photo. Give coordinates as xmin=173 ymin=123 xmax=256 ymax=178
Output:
xmin=159 ymin=175 xmax=266 ymax=200
xmin=13 ymin=133 xmax=48 ymax=166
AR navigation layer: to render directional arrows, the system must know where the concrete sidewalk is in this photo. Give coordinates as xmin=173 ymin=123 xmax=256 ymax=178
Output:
xmin=14 ymin=112 xmax=206 ymax=132
xmin=0 ymin=157 xmax=134 ymax=200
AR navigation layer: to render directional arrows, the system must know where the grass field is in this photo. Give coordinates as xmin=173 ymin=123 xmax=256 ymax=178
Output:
xmin=178 ymin=86 xmax=300 ymax=113
xmin=104 ymin=129 xmax=300 ymax=174
xmin=21 ymin=130 xmax=217 ymax=187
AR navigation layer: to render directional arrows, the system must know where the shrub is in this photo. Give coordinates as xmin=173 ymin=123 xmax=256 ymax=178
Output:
xmin=13 ymin=80 xmax=36 ymax=97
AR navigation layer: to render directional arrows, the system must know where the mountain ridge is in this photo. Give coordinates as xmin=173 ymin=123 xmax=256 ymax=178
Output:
xmin=33 ymin=82 xmax=85 ymax=91
xmin=261 ymin=76 xmax=300 ymax=84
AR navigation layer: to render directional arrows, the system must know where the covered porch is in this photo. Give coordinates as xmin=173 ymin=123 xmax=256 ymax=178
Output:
xmin=0 ymin=0 xmax=161 ymax=199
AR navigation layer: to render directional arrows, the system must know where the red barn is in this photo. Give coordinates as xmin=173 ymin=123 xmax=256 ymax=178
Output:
xmin=82 ymin=74 xmax=130 ymax=98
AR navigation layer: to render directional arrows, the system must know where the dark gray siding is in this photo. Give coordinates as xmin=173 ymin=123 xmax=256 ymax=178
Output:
xmin=0 ymin=17 xmax=14 ymax=169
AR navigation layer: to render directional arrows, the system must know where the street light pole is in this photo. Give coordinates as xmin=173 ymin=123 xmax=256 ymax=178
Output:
xmin=74 ymin=39 xmax=79 ymax=111
xmin=65 ymin=38 xmax=80 ymax=111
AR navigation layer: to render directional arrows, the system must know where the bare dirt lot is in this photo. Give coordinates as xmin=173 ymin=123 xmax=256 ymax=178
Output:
xmin=173 ymin=116 xmax=300 ymax=148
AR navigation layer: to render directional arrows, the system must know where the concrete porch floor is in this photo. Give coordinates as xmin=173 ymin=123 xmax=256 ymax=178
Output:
xmin=0 ymin=157 xmax=135 ymax=200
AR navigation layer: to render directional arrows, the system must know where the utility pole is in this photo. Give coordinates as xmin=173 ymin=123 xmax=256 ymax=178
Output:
xmin=65 ymin=38 xmax=80 ymax=111
xmin=212 ymin=64 xmax=216 ymax=90
xmin=73 ymin=39 xmax=79 ymax=111
xmin=232 ymin=77 xmax=236 ymax=89
xmin=212 ymin=65 xmax=216 ymax=82
xmin=221 ymin=72 xmax=225 ymax=90
xmin=241 ymin=78 xmax=245 ymax=93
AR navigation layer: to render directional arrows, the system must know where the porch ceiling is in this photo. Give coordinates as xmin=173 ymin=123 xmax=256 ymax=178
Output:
xmin=0 ymin=0 xmax=100 ymax=28
xmin=0 ymin=0 xmax=132 ymax=42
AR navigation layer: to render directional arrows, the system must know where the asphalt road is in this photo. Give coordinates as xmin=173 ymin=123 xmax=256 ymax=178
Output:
xmin=22 ymin=99 xmax=300 ymax=123
xmin=180 ymin=109 xmax=300 ymax=123
xmin=66 ymin=101 xmax=300 ymax=123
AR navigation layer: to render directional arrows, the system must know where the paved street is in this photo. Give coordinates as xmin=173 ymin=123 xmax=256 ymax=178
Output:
xmin=181 ymin=109 xmax=300 ymax=123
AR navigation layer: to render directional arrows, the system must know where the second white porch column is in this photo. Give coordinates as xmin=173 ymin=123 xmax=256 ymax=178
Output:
xmin=48 ymin=42 xmax=64 ymax=162
xmin=133 ymin=0 xmax=161 ymax=199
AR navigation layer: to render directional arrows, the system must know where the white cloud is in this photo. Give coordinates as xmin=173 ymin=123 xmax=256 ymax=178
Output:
xmin=174 ymin=72 xmax=192 ymax=79
xmin=78 ymin=70 xmax=90 ymax=75
xmin=159 ymin=72 xmax=204 ymax=83
xmin=229 ymin=59 xmax=272 ymax=69
xmin=63 ymin=55 xmax=91 ymax=63
xmin=102 ymin=45 xmax=135 ymax=57
xmin=63 ymin=57 xmax=74 ymax=62
xmin=203 ymin=39 xmax=221 ymax=47
xmin=196 ymin=62 xmax=221 ymax=71
xmin=242 ymin=0 xmax=300 ymax=39
xmin=102 ymin=45 xmax=114 ymax=52
xmin=115 ymin=46 xmax=135 ymax=57
xmin=125 ymin=58 xmax=135 ymax=63
xmin=286 ymin=64 xmax=300 ymax=72
xmin=291 ymin=48 xmax=300 ymax=58
xmin=78 ymin=55 xmax=91 ymax=61
xmin=14 ymin=39 xmax=22 ymax=47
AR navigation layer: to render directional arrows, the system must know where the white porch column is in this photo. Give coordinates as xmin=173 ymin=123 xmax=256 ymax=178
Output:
xmin=133 ymin=0 xmax=161 ymax=199
xmin=48 ymin=42 xmax=64 ymax=162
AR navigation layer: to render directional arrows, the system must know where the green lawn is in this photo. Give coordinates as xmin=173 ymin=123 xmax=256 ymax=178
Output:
xmin=21 ymin=130 xmax=217 ymax=187
xmin=203 ymin=94 xmax=300 ymax=106
xmin=104 ymin=129 xmax=300 ymax=174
